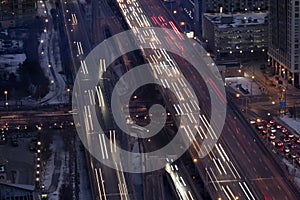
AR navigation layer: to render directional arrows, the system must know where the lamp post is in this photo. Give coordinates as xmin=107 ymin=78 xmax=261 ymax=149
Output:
xmin=179 ymin=21 xmax=192 ymax=33
xmin=251 ymin=75 xmax=255 ymax=97
xmin=67 ymin=88 xmax=71 ymax=105
xmin=4 ymin=90 xmax=8 ymax=113
xmin=242 ymin=97 xmax=250 ymax=115
xmin=283 ymin=88 xmax=287 ymax=114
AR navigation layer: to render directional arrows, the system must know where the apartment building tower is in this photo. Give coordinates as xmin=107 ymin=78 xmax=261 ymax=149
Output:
xmin=0 ymin=0 xmax=36 ymax=21
xmin=201 ymin=0 xmax=268 ymax=13
xmin=268 ymin=0 xmax=300 ymax=88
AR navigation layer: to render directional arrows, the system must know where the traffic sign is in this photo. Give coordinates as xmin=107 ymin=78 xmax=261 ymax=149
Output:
xmin=279 ymin=101 xmax=286 ymax=108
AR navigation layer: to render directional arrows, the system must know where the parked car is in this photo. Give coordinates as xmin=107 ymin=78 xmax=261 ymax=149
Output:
xmin=0 ymin=133 xmax=7 ymax=145
xmin=275 ymin=141 xmax=284 ymax=147
xmin=11 ymin=136 xmax=18 ymax=147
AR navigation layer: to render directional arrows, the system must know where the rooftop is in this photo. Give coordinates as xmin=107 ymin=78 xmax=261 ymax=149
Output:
xmin=204 ymin=11 xmax=268 ymax=28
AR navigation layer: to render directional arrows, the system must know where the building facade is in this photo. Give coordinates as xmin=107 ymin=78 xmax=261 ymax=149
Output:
xmin=0 ymin=0 xmax=36 ymax=21
xmin=268 ymin=0 xmax=300 ymax=88
xmin=0 ymin=183 xmax=34 ymax=200
xmin=202 ymin=0 xmax=268 ymax=13
xmin=202 ymin=12 xmax=268 ymax=57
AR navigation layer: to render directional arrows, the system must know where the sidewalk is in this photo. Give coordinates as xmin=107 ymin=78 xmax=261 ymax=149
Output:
xmin=242 ymin=61 xmax=300 ymax=96
xmin=278 ymin=115 xmax=300 ymax=135
xmin=37 ymin=0 xmax=68 ymax=105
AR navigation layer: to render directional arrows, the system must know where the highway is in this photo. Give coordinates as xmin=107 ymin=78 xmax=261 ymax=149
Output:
xmin=115 ymin=0 xmax=300 ymax=199
xmin=59 ymin=0 xmax=136 ymax=199
xmin=115 ymin=0 xmax=248 ymax=199
xmin=116 ymin=1 xmax=210 ymax=199
xmin=152 ymin=1 xmax=300 ymax=200
xmin=58 ymin=0 xmax=300 ymax=199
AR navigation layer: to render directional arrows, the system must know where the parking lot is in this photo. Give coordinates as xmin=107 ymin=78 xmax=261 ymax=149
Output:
xmin=0 ymin=124 xmax=37 ymax=185
xmin=0 ymin=120 xmax=74 ymax=186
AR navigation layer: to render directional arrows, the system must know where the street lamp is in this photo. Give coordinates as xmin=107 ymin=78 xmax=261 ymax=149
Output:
xmin=282 ymin=88 xmax=287 ymax=114
xmin=251 ymin=76 xmax=255 ymax=97
xmin=67 ymin=88 xmax=71 ymax=104
xmin=242 ymin=97 xmax=250 ymax=115
xmin=179 ymin=21 xmax=192 ymax=32
xmin=4 ymin=90 xmax=8 ymax=112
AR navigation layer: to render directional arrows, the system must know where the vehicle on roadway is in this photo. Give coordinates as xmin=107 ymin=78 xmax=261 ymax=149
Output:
xmin=11 ymin=136 xmax=18 ymax=147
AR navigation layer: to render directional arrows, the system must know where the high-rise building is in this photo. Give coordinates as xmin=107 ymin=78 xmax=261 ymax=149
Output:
xmin=268 ymin=0 xmax=300 ymax=88
xmin=202 ymin=12 xmax=268 ymax=57
xmin=0 ymin=0 xmax=36 ymax=21
xmin=192 ymin=0 xmax=269 ymax=35
xmin=201 ymin=0 xmax=268 ymax=13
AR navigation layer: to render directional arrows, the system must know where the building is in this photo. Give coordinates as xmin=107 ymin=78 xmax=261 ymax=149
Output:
xmin=189 ymin=0 xmax=269 ymax=36
xmin=0 ymin=183 xmax=35 ymax=199
xmin=201 ymin=0 xmax=268 ymax=13
xmin=0 ymin=0 xmax=37 ymax=27
xmin=202 ymin=12 xmax=268 ymax=57
xmin=268 ymin=0 xmax=300 ymax=88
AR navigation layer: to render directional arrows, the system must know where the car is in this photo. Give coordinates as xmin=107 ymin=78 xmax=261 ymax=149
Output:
xmin=296 ymin=158 xmax=300 ymax=165
xmin=41 ymin=192 xmax=48 ymax=199
xmin=249 ymin=119 xmax=256 ymax=124
xmin=256 ymin=124 xmax=264 ymax=130
xmin=261 ymin=129 xmax=268 ymax=135
xmin=266 ymin=123 xmax=272 ymax=128
xmin=1 ymin=124 xmax=9 ymax=131
xmin=283 ymin=137 xmax=291 ymax=143
xmin=270 ymin=140 xmax=276 ymax=146
xmin=289 ymin=153 xmax=297 ymax=159
xmin=290 ymin=143 xmax=297 ymax=149
xmin=63 ymin=121 xmax=74 ymax=127
xmin=35 ymin=124 xmax=43 ymax=131
xmin=52 ymin=122 xmax=63 ymax=129
xmin=268 ymin=134 xmax=276 ymax=140
xmin=275 ymin=141 xmax=284 ymax=147
xmin=269 ymin=119 xmax=275 ymax=124
xmin=288 ymin=133 xmax=295 ymax=139
xmin=0 ymin=134 xmax=7 ymax=145
xmin=281 ymin=127 xmax=288 ymax=133
xmin=295 ymin=137 xmax=300 ymax=144
xmin=284 ymin=147 xmax=290 ymax=153
xmin=11 ymin=137 xmax=18 ymax=147
xmin=0 ymin=165 xmax=5 ymax=173
xmin=270 ymin=127 xmax=276 ymax=133
xmin=15 ymin=124 xmax=28 ymax=131
xmin=278 ymin=146 xmax=284 ymax=152
xmin=276 ymin=124 xmax=282 ymax=129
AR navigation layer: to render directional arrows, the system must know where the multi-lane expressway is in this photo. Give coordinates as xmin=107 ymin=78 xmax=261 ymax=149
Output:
xmin=59 ymin=0 xmax=136 ymax=199
xmin=115 ymin=0 xmax=300 ymax=199
xmin=59 ymin=0 xmax=300 ymax=199
xmin=61 ymin=0 xmax=202 ymax=199
xmin=115 ymin=1 xmax=252 ymax=199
